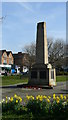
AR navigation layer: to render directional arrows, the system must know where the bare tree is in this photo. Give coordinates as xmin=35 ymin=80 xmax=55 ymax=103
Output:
xmin=24 ymin=42 xmax=36 ymax=56
xmin=23 ymin=42 xmax=36 ymax=68
xmin=48 ymin=38 xmax=65 ymax=69
xmin=23 ymin=38 xmax=65 ymax=70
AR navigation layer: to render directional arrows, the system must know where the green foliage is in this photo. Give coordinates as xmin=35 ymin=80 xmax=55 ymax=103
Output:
xmin=1 ymin=94 xmax=68 ymax=120
xmin=49 ymin=101 xmax=68 ymax=120
xmin=26 ymin=100 xmax=68 ymax=120
xmin=26 ymin=99 xmax=49 ymax=116
xmin=2 ymin=98 xmax=19 ymax=112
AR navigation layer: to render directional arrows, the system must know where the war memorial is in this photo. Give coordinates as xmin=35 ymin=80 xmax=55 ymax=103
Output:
xmin=28 ymin=22 xmax=56 ymax=87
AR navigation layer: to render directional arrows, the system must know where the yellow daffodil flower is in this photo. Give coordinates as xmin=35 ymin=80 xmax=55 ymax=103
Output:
xmin=53 ymin=94 xmax=56 ymax=100
xmin=56 ymin=96 xmax=60 ymax=100
xmin=56 ymin=100 xmax=59 ymax=104
xmin=48 ymin=96 xmax=51 ymax=99
xmin=47 ymin=99 xmax=50 ymax=103
xmin=36 ymin=96 xmax=38 ymax=100
xmin=60 ymin=94 xmax=63 ymax=100
xmin=64 ymin=96 xmax=66 ymax=100
xmin=26 ymin=95 xmax=30 ymax=100
xmin=16 ymin=100 xmax=18 ymax=103
xmin=6 ymin=96 xmax=7 ymax=99
xmin=10 ymin=97 xmax=13 ymax=102
xmin=40 ymin=98 xmax=43 ymax=101
xmin=19 ymin=98 xmax=22 ymax=102
xmin=14 ymin=94 xmax=17 ymax=98
xmin=43 ymin=95 xmax=47 ymax=99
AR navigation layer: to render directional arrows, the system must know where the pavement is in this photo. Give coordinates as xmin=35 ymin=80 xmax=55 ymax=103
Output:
xmin=0 ymin=81 xmax=68 ymax=99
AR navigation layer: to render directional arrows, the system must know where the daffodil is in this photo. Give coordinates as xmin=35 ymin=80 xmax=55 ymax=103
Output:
xmin=36 ymin=96 xmax=38 ymax=100
xmin=56 ymin=96 xmax=60 ymax=103
xmin=31 ymin=96 xmax=34 ymax=100
xmin=40 ymin=98 xmax=43 ymax=101
xmin=43 ymin=95 xmax=47 ymax=99
xmin=56 ymin=96 xmax=60 ymax=100
xmin=53 ymin=94 xmax=56 ymax=100
xmin=26 ymin=95 xmax=30 ymax=100
xmin=19 ymin=98 xmax=22 ymax=102
xmin=16 ymin=100 xmax=18 ymax=103
xmin=47 ymin=98 xmax=50 ymax=103
xmin=6 ymin=96 xmax=7 ymax=99
xmin=48 ymin=96 xmax=51 ymax=99
xmin=10 ymin=97 xmax=13 ymax=102
xmin=38 ymin=95 xmax=41 ymax=97
xmin=56 ymin=100 xmax=60 ymax=104
xmin=64 ymin=96 xmax=66 ymax=100
xmin=14 ymin=94 xmax=17 ymax=98
xmin=60 ymin=94 xmax=63 ymax=100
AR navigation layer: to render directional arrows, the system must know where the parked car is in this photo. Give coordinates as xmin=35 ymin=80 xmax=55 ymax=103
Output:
xmin=1 ymin=71 xmax=7 ymax=76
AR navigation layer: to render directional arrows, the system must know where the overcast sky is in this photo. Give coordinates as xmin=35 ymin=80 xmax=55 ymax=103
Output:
xmin=2 ymin=2 xmax=66 ymax=53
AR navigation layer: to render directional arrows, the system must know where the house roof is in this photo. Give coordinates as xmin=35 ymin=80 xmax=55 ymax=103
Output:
xmin=0 ymin=50 xmax=12 ymax=56
xmin=0 ymin=50 xmax=6 ymax=55
xmin=7 ymin=51 xmax=12 ymax=55
xmin=13 ymin=52 xmax=29 ymax=58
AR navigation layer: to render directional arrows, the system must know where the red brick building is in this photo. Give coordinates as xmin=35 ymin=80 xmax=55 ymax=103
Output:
xmin=13 ymin=52 xmax=29 ymax=68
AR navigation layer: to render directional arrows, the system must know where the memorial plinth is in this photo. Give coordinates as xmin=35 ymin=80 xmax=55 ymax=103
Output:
xmin=28 ymin=22 xmax=56 ymax=87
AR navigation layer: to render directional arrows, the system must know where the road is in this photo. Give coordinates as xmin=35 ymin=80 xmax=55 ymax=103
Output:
xmin=0 ymin=81 xmax=68 ymax=100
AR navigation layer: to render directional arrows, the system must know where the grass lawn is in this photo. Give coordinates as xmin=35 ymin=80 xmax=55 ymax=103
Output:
xmin=56 ymin=75 xmax=68 ymax=82
xmin=0 ymin=75 xmax=28 ymax=86
xmin=0 ymin=75 xmax=68 ymax=86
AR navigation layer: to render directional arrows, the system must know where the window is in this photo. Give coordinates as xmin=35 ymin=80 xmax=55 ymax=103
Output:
xmin=9 ymin=53 xmax=13 ymax=64
xmin=9 ymin=58 xmax=12 ymax=64
xmin=3 ymin=52 xmax=7 ymax=64
xmin=3 ymin=59 xmax=7 ymax=64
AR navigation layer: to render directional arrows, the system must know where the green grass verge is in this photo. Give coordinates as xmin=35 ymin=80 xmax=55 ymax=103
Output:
xmin=56 ymin=75 xmax=68 ymax=82
xmin=0 ymin=75 xmax=68 ymax=86
xmin=0 ymin=75 xmax=28 ymax=86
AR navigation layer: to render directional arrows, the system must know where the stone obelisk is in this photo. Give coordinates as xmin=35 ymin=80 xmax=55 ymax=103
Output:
xmin=28 ymin=22 xmax=56 ymax=87
xmin=36 ymin=22 xmax=48 ymax=64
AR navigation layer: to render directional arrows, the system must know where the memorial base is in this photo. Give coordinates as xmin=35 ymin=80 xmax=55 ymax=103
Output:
xmin=28 ymin=63 xmax=56 ymax=87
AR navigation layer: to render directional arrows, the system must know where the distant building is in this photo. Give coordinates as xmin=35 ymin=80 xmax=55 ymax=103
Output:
xmin=0 ymin=50 xmax=14 ymax=74
xmin=0 ymin=50 xmax=14 ymax=65
xmin=13 ymin=52 xmax=29 ymax=71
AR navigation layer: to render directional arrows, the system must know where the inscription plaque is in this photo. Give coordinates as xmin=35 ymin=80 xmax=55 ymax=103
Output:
xmin=31 ymin=71 xmax=37 ymax=79
xmin=40 ymin=71 xmax=46 ymax=79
